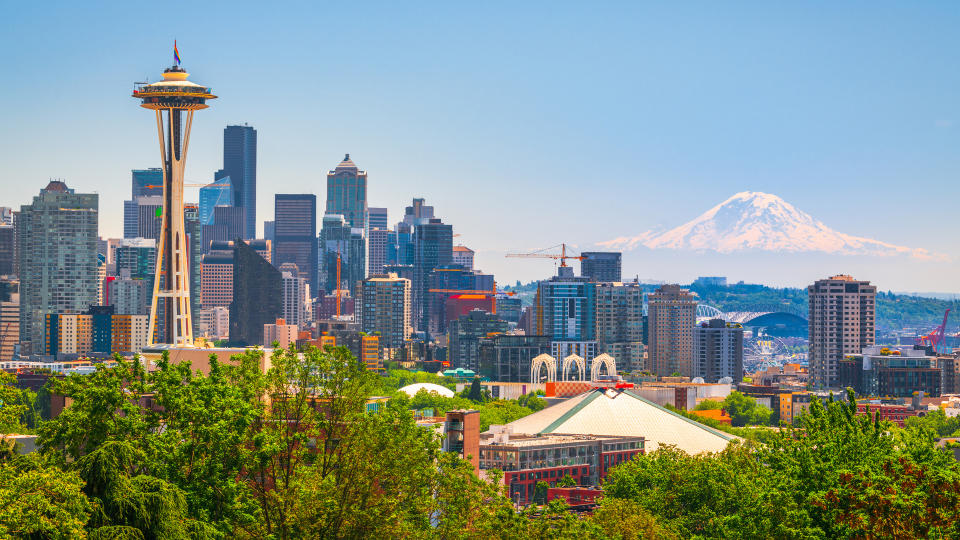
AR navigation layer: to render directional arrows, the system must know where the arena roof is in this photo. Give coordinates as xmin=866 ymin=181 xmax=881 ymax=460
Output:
xmin=493 ymin=388 xmax=736 ymax=454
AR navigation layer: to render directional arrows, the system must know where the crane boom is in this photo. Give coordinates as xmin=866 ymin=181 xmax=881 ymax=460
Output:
xmin=505 ymin=243 xmax=585 ymax=267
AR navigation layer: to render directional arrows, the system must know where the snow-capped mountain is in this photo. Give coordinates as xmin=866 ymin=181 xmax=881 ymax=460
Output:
xmin=600 ymin=191 xmax=943 ymax=260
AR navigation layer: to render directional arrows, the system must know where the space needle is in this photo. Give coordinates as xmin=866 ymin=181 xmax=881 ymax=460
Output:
xmin=133 ymin=43 xmax=216 ymax=346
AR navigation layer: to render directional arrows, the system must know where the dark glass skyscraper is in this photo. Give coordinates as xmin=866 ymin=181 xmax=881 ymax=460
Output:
xmin=274 ymin=194 xmax=317 ymax=293
xmin=413 ymin=218 xmax=453 ymax=334
xmin=580 ymin=252 xmax=622 ymax=282
xmin=131 ymin=168 xmax=163 ymax=198
xmin=222 ymin=125 xmax=257 ymax=239
xmin=229 ymin=240 xmax=281 ymax=346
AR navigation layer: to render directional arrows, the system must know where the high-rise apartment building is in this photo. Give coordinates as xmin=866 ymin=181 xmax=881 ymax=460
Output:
xmin=452 ymin=245 xmax=475 ymax=270
xmin=325 ymin=154 xmax=368 ymax=229
xmin=18 ymin=181 xmax=98 ymax=355
xmin=45 ymin=306 xmax=149 ymax=359
xmin=357 ymin=273 xmax=412 ymax=349
xmin=199 ymin=176 xmax=233 ymax=226
xmin=319 ymin=214 xmax=365 ymax=294
xmin=131 ymin=168 xmax=163 ymax=198
xmin=368 ymin=227 xmax=389 ymax=276
xmin=413 ymin=218 xmax=453 ymax=334
xmin=580 ymin=252 xmax=622 ymax=282
xmin=595 ymin=281 xmax=645 ymax=371
xmin=693 ymin=319 xmax=744 ymax=383
xmin=647 ymin=284 xmax=698 ymax=377
xmin=0 ymin=225 xmax=14 ymax=275
xmin=222 ymin=125 xmax=257 ymax=238
xmin=534 ymin=267 xmax=598 ymax=365
xmin=274 ymin=194 xmax=318 ymax=292
xmin=808 ymin=275 xmax=876 ymax=389
xmin=448 ymin=309 xmax=508 ymax=371
xmin=230 ymin=240 xmax=281 ymax=346
xmin=0 ymin=279 xmax=19 ymax=362
xmin=279 ymin=262 xmax=312 ymax=330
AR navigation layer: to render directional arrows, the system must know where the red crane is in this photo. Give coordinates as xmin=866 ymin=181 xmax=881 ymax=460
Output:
xmin=916 ymin=309 xmax=950 ymax=354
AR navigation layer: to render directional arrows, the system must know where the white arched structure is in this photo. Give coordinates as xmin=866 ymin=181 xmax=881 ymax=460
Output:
xmin=530 ymin=354 xmax=557 ymax=383
xmin=561 ymin=354 xmax=586 ymax=381
xmin=590 ymin=353 xmax=618 ymax=380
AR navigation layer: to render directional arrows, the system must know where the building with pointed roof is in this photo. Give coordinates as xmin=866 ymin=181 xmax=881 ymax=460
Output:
xmin=494 ymin=387 xmax=736 ymax=454
xmin=325 ymin=154 xmax=368 ymax=230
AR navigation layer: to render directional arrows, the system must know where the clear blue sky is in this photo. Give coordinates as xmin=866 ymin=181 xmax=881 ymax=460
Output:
xmin=1 ymin=2 xmax=958 ymax=289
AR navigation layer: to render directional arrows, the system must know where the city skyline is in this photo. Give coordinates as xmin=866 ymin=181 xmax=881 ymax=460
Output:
xmin=3 ymin=3 xmax=960 ymax=290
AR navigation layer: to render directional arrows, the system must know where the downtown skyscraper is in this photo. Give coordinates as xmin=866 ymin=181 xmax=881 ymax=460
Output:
xmin=274 ymin=194 xmax=318 ymax=292
xmin=325 ymin=154 xmax=367 ymax=229
xmin=17 ymin=181 xmax=98 ymax=355
xmin=222 ymin=125 xmax=257 ymax=239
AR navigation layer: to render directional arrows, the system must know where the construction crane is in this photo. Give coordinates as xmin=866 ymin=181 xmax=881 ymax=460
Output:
xmin=916 ymin=308 xmax=951 ymax=353
xmin=505 ymin=243 xmax=585 ymax=267
xmin=335 ymin=251 xmax=342 ymax=318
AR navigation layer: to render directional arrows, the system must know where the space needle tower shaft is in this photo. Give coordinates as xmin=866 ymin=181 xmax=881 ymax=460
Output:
xmin=132 ymin=43 xmax=216 ymax=346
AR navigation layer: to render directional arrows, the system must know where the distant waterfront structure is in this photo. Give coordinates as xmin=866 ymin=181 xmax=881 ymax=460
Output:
xmin=808 ymin=274 xmax=876 ymax=389
xmin=647 ymin=284 xmax=698 ymax=377
xmin=17 ymin=181 xmax=98 ymax=355
xmin=222 ymin=125 xmax=257 ymax=239
xmin=580 ymin=252 xmax=621 ymax=282
xmin=274 ymin=194 xmax=318 ymax=292
xmin=694 ymin=276 xmax=728 ymax=287
xmin=132 ymin=53 xmax=216 ymax=346
xmin=326 ymin=154 xmax=368 ymax=230
xmin=357 ymin=273 xmax=412 ymax=349
xmin=693 ymin=318 xmax=744 ymax=383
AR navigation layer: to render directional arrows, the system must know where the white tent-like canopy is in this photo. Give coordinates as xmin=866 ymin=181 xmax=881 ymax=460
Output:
xmin=399 ymin=382 xmax=455 ymax=398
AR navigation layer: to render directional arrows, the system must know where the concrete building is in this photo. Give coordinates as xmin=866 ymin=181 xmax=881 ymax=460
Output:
xmin=197 ymin=306 xmax=229 ymax=340
xmin=274 ymin=194 xmax=318 ymax=292
xmin=452 ymin=245 xmax=475 ymax=270
xmin=367 ymin=226 xmax=389 ymax=276
xmin=595 ymin=281 xmax=645 ymax=372
xmin=534 ymin=267 xmax=598 ymax=369
xmin=448 ymin=309 xmax=508 ymax=371
xmin=280 ymin=263 xmax=312 ymax=330
xmin=263 ymin=318 xmax=298 ymax=348
xmin=107 ymin=273 xmax=150 ymax=316
xmin=368 ymin=207 xmax=388 ymax=231
xmin=200 ymin=250 xmax=235 ymax=309
xmin=0 ymin=279 xmax=19 ymax=362
xmin=693 ymin=319 xmax=744 ymax=383
xmin=18 ymin=181 xmax=98 ymax=355
xmin=808 ymin=275 xmax=876 ymax=389
xmin=647 ymin=284 xmax=698 ymax=377
xmin=357 ymin=273 xmax=411 ymax=349
xmin=45 ymin=307 xmax=149 ymax=358
xmin=580 ymin=252 xmax=621 ymax=282
xmin=479 ymin=428 xmax=644 ymax=504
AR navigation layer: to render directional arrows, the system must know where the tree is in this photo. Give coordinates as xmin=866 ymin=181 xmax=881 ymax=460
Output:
xmin=0 ymin=457 xmax=91 ymax=539
xmin=532 ymin=481 xmax=549 ymax=505
xmin=721 ymin=391 xmax=771 ymax=427
xmin=557 ymin=475 xmax=576 ymax=487
xmin=467 ymin=377 xmax=484 ymax=402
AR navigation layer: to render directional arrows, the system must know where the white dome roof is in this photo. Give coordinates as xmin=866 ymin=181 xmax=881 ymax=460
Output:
xmin=399 ymin=382 xmax=455 ymax=398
